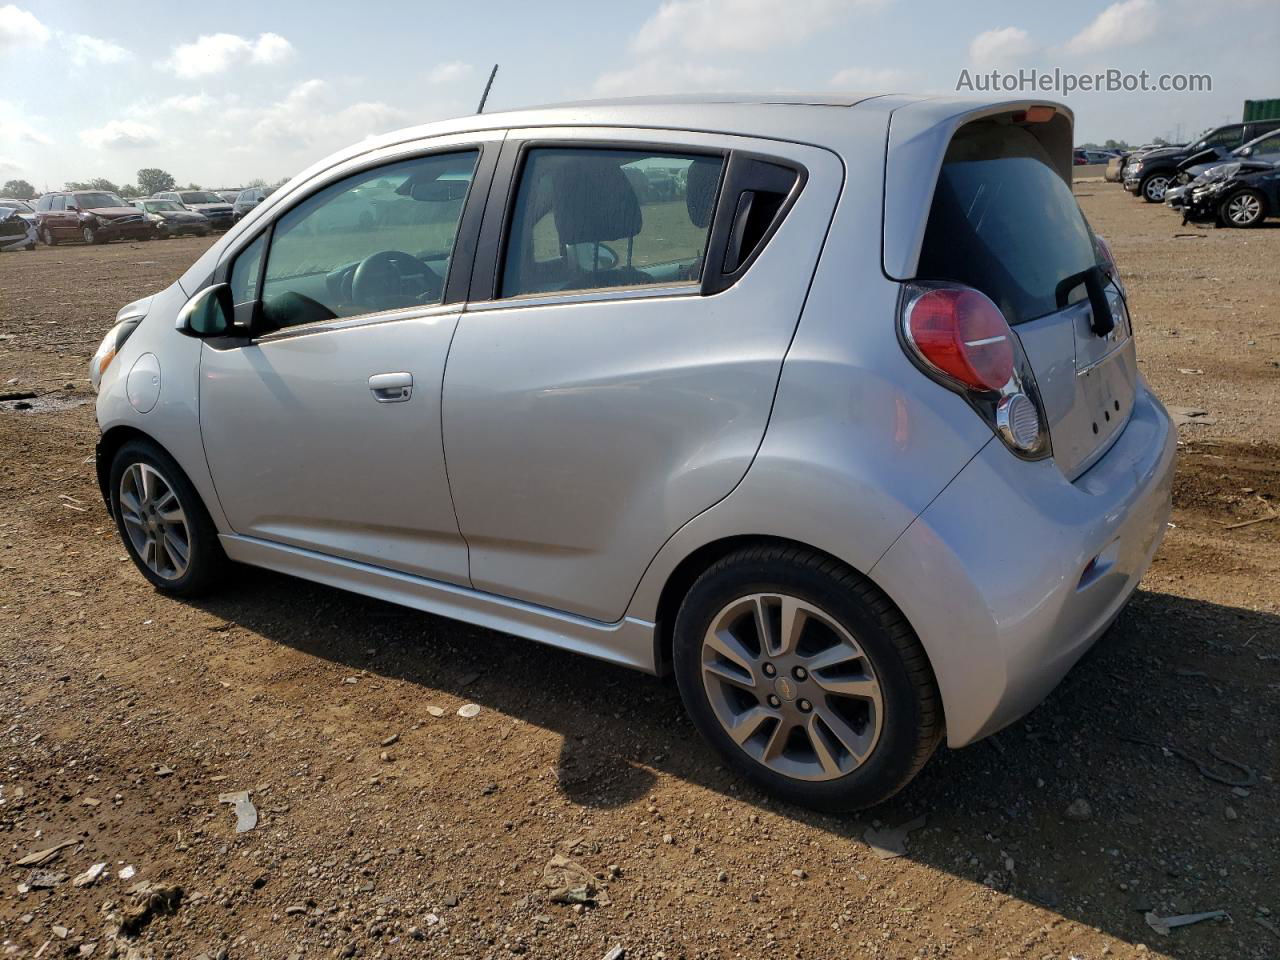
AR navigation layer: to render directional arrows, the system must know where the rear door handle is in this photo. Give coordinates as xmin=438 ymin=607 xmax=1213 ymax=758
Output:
xmin=369 ymin=372 xmax=413 ymax=403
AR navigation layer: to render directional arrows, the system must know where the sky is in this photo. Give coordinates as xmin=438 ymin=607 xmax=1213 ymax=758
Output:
xmin=1 ymin=0 xmax=1276 ymax=191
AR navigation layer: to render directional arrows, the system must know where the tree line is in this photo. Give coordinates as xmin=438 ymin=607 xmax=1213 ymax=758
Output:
xmin=2 ymin=168 xmax=284 ymax=200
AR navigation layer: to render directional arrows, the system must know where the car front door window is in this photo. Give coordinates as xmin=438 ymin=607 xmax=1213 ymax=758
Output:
xmin=251 ymin=150 xmax=479 ymax=331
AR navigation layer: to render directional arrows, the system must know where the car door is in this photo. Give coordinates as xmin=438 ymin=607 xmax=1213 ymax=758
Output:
xmin=49 ymin=195 xmax=73 ymax=237
xmin=441 ymin=128 xmax=843 ymax=621
xmin=197 ymin=132 xmax=500 ymax=584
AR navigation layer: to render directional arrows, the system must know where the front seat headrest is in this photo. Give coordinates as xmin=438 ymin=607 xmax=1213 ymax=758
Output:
xmin=551 ymin=157 xmax=642 ymax=245
xmin=685 ymin=158 xmax=721 ymax=229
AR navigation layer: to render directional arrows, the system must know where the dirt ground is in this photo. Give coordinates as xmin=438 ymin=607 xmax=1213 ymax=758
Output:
xmin=1 ymin=184 xmax=1277 ymax=960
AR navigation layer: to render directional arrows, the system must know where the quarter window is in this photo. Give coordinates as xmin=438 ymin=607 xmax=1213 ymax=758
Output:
xmin=236 ymin=149 xmax=479 ymax=331
xmin=501 ymin=148 xmax=724 ymax=298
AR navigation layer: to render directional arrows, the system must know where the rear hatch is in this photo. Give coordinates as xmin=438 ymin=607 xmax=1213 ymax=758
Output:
xmin=895 ymin=108 xmax=1137 ymax=478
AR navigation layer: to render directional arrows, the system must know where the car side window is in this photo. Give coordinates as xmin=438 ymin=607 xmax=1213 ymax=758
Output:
xmin=229 ymin=232 xmax=267 ymax=309
xmin=500 ymin=147 xmax=724 ymax=298
xmin=35 ymin=196 xmax=50 ymax=212
xmin=52 ymin=196 xmax=65 ymax=211
xmin=251 ymin=150 xmax=479 ymax=331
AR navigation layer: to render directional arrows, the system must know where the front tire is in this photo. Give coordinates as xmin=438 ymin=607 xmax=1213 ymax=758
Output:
xmin=110 ymin=440 xmax=226 ymax=596
xmin=1220 ymin=188 xmax=1266 ymax=227
xmin=672 ymin=545 xmax=942 ymax=811
xmin=1139 ymin=172 xmax=1170 ymax=203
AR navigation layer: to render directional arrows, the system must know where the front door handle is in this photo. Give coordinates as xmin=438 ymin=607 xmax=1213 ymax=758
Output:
xmin=369 ymin=372 xmax=413 ymax=403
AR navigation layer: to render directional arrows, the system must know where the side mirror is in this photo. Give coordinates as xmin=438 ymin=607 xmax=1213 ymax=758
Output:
xmin=1241 ymin=146 xmax=1253 ymax=156
xmin=176 ymin=283 xmax=233 ymax=337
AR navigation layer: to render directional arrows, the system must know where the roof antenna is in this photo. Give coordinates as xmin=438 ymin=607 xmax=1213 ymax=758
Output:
xmin=476 ymin=64 xmax=499 ymax=114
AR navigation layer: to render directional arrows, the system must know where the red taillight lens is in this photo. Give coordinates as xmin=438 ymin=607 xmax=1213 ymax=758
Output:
xmin=905 ymin=287 xmax=1015 ymax=392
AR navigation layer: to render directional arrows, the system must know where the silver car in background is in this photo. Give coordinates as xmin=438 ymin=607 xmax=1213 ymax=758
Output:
xmin=88 ymin=94 xmax=1175 ymax=810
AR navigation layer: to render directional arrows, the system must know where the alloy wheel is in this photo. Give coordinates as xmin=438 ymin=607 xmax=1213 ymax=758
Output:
xmin=1226 ymin=192 xmax=1262 ymax=226
xmin=700 ymin=593 xmax=884 ymax=782
xmin=1144 ymin=175 xmax=1169 ymax=202
xmin=119 ymin=463 xmax=191 ymax=581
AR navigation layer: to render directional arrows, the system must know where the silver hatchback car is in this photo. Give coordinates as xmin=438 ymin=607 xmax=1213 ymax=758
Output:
xmin=90 ymin=94 xmax=1175 ymax=810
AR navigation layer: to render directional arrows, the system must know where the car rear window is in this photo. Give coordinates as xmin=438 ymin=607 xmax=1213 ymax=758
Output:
xmin=916 ymin=121 xmax=1098 ymax=325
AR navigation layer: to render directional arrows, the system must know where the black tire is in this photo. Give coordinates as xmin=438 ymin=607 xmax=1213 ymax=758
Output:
xmin=1138 ymin=171 xmax=1170 ymax=203
xmin=109 ymin=439 xmax=227 ymax=596
xmin=672 ymin=545 xmax=942 ymax=811
xmin=82 ymin=226 xmax=98 ymax=245
xmin=1219 ymin=187 xmax=1267 ymax=228
xmin=41 ymin=226 xmax=57 ymax=246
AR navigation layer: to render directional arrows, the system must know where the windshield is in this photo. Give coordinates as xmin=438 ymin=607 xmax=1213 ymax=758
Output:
xmin=144 ymin=200 xmax=183 ymax=212
xmin=76 ymin=192 xmax=126 ymax=209
xmin=179 ymin=191 xmax=223 ymax=204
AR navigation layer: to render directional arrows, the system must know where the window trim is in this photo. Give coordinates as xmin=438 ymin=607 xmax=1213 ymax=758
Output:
xmin=210 ymin=140 xmax=499 ymax=341
xmin=469 ymin=136 xmax=807 ymax=308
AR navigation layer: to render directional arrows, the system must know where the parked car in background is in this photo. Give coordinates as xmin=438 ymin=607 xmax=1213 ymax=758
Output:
xmin=1124 ymin=121 xmax=1280 ymax=201
xmin=1174 ymin=128 xmax=1280 ymax=184
xmin=217 ymin=190 xmax=240 ymax=203
xmin=1179 ymin=160 xmax=1280 ymax=227
xmin=1074 ymin=149 xmax=1116 ymax=165
xmin=33 ymin=191 xmax=153 ymax=245
xmin=88 ymin=94 xmax=1174 ymax=811
xmin=0 ymin=202 xmax=37 ymax=251
xmin=133 ymin=198 xmax=212 ymax=238
xmin=151 ymin=190 xmax=236 ymax=231
xmin=232 ymin=186 xmax=273 ymax=221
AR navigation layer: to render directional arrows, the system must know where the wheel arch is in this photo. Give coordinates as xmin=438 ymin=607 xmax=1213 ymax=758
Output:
xmin=95 ymin=424 xmax=160 ymax=506
xmin=650 ymin=534 xmax=934 ymax=689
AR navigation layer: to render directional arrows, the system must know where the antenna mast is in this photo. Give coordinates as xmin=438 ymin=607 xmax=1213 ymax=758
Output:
xmin=476 ymin=64 xmax=499 ymax=114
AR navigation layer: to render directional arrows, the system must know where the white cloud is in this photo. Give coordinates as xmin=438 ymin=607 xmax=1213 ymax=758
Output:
xmin=593 ymin=60 xmax=740 ymax=96
xmin=1065 ymin=0 xmax=1157 ymax=54
xmin=830 ymin=65 xmax=915 ymax=90
xmin=162 ymin=32 xmax=294 ymax=78
xmin=969 ymin=26 xmax=1036 ymax=66
xmin=633 ymin=0 xmax=883 ymax=54
xmin=80 ymin=120 xmax=161 ymax=150
xmin=127 ymin=93 xmax=217 ymax=118
xmin=248 ymin=79 xmax=406 ymax=149
xmin=0 ymin=4 xmax=48 ymax=52
xmin=428 ymin=61 xmax=473 ymax=85
xmin=0 ymin=97 xmax=51 ymax=145
xmin=64 ymin=33 xmax=131 ymax=66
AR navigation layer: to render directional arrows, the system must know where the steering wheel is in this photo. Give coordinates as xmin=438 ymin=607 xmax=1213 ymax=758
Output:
xmin=351 ymin=250 xmax=441 ymax=311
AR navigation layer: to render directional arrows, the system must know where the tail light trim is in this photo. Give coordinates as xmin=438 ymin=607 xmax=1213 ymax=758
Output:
xmin=898 ymin=281 xmax=1052 ymax=460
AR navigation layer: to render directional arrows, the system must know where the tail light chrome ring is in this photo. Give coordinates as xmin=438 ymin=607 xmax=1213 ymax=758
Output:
xmin=996 ymin=392 xmax=1042 ymax=452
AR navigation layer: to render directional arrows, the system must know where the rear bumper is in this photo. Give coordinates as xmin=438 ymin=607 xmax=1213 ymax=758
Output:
xmin=871 ymin=381 xmax=1176 ymax=746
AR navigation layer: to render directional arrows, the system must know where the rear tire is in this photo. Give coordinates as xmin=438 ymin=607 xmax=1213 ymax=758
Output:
xmin=41 ymin=226 xmax=57 ymax=246
xmin=110 ymin=440 xmax=227 ymax=597
xmin=672 ymin=545 xmax=943 ymax=811
xmin=82 ymin=226 xmax=98 ymax=245
xmin=1220 ymin=188 xmax=1266 ymax=227
xmin=1139 ymin=172 xmax=1170 ymax=203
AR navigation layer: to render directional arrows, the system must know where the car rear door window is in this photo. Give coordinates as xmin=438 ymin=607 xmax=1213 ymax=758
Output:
xmin=251 ymin=150 xmax=479 ymax=330
xmin=916 ymin=122 xmax=1099 ymax=325
xmin=500 ymin=148 xmax=724 ymax=298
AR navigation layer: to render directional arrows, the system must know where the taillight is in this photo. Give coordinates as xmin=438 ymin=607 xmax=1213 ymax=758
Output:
xmin=1094 ymin=233 xmax=1124 ymax=294
xmin=903 ymin=287 xmax=1014 ymax=392
xmin=900 ymin=282 xmax=1049 ymax=459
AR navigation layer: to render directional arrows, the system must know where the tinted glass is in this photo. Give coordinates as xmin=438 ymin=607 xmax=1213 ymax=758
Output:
xmin=179 ymin=191 xmax=223 ymax=204
xmin=917 ymin=123 xmax=1099 ymax=325
xmin=75 ymin=193 xmax=125 ymax=208
xmin=501 ymin=147 xmax=723 ymax=298
xmin=1204 ymin=127 xmax=1244 ymax=150
xmin=230 ymin=232 xmax=267 ymax=308
xmin=51 ymin=196 xmax=65 ymax=211
xmin=256 ymin=150 xmax=478 ymax=329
